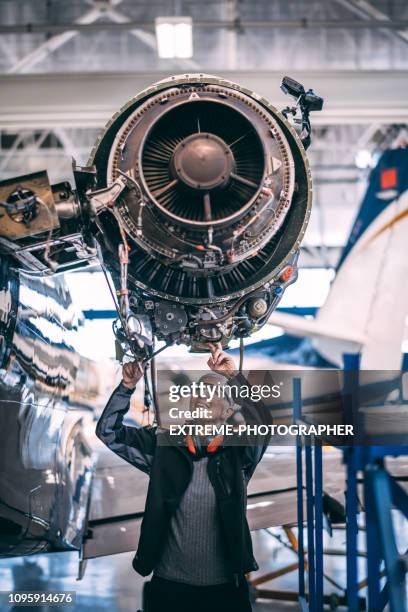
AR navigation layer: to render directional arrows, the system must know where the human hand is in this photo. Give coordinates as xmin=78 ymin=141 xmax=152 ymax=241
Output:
xmin=207 ymin=343 xmax=237 ymax=378
xmin=122 ymin=360 xmax=145 ymax=390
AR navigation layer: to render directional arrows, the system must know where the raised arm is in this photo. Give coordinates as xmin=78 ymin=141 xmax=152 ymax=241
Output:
xmin=95 ymin=361 xmax=156 ymax=474
xmin=207 ymin=343 xmax=272 ymax=477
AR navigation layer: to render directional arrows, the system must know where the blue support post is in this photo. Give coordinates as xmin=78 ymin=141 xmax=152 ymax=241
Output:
xmin=364 ymin=465 xmax=382 ymax=610
xmin=369 ymin=466 xmax=407 ymax=612
xmin=294 ymin=378 xmax=306 ymax=606
xmin=314 ymin=442 xmax=324 ymax=610
xmin=305 ymin=443 xmax=316 ymax=609
xmin=343 ymin=354 xmax=361 ymax=611
xmin=345 ymin=449 xmax=359 ymax=611
xmin=294 ymin=376 xmax=324 ymax=611
xmin=343 ymin=352 xmax=360 ymax=435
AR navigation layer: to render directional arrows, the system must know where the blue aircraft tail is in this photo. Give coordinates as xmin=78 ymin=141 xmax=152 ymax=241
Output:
xmin=337 ymin=147 xmax=408 ymax=270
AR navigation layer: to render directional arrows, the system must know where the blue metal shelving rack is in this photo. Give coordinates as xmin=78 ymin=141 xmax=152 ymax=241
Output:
xmin=294 ymin=355 xmax=408 ymax=611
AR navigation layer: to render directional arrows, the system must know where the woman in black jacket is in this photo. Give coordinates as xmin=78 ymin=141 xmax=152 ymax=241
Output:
xmin=96 ymin=343 xmax=272 ymax=612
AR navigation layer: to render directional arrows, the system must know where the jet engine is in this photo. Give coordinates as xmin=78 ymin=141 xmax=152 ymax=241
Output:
xmin=0 ymin=74 xmax=322 ymax=355
xmin=86 ymin=74 xmax=320 ymax=352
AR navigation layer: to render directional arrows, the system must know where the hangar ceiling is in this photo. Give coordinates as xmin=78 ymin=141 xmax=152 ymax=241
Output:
xmin=0 ymin=0 xmax=407 ymax=252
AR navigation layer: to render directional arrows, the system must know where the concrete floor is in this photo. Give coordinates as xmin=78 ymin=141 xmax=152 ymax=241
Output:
xmin=2 ymin=519 xmax=407 ymax=611
xmin=2 ymin=442 xmax=408 ymax=611
xmin=0 ymin=527 xmax=361 ymax=612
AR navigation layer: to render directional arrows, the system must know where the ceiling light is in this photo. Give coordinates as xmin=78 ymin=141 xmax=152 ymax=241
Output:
xmin=155 ymin=17 xmax=193 ymax=59
xmin=355 ymin=149 xmax=374 ymax=169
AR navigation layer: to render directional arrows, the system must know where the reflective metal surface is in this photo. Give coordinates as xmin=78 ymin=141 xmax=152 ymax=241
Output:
xmin=0 ymin=258 xmax=94 ymax=557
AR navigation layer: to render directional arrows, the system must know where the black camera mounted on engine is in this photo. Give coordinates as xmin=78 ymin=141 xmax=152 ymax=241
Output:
xmin=281 ymin=76 xmax=324 ymax=150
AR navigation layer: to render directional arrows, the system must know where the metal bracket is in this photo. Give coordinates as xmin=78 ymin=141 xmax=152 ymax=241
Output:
xmin=86 ymin=174 xmax=128 ymax=215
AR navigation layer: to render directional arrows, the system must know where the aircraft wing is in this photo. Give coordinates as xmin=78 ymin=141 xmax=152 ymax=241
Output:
xmin=267 ymin=311 xmax=365 ymax=345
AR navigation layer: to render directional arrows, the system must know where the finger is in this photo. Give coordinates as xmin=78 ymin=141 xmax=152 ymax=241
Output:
xmin=125 ymin=361 xmax=142 ymax=377
xmin=209 ymin=341 xmax=222 ymax=353
xmin=210 ymin=344 xmax=221 ymax=358
xmin=131 ymin=366 xmax=138 ymax=378
xmin=123 ymin=362 xmax=132 ymax=374
xmin=213 ymin=348 xmax=223 ymax=364
xmin=213 ymin=341 xmax=222 ymax=353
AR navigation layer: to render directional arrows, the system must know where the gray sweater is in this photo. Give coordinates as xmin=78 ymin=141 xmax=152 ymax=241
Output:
xmin=154 ymin=456 xmax=232 ymax=586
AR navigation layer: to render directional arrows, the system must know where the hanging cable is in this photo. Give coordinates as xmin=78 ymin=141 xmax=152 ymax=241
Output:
xmin=239 ymin=337 xmax=244 ymax=373
xmin=150 ymin=348 xmax=162 ymax=428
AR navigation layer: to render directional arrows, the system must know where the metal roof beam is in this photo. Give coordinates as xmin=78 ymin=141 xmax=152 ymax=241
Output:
xmin=7 ymin=5 xmax=104 ymax=74
xmin=6 ymin=1 xmax=200 ymax=74
xmin=0 ymin=71 xmax=407 ymax=130
xmin=333 ymin=0 xmax=408 ymax=45
xmin=1 ymin=18 xmax=407 ymax=35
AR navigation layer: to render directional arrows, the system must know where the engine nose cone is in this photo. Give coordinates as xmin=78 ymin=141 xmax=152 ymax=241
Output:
xmin=172 ymin=133 xmax=234 ymax=190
